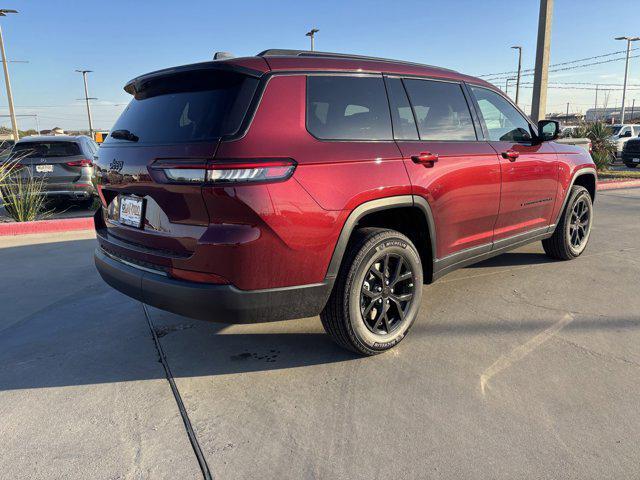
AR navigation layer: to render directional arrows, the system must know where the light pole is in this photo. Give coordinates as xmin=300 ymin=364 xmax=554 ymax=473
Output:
xmin=531 ymin=0 xmax=554 ymax=122
xmin=566 ymin=102 xmax=570 ymax=124
xmin=75 ymin=69 xmax=95 ymax=137
xmin=511 ymin=46 xmax=522 ymax=106
xmin=615 ymin=36 xmax=640 ymax=124
xmin=505 ymin=77 xmax=516 ymax=97
xmin=0 ymin=9 xmax=19 ymax=141
xmin=305 ymin=28 xmax=319 ymax=51
xmin=632 ymin=98 xmax=636 ymax=121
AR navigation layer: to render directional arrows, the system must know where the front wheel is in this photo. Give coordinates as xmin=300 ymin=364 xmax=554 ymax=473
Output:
xmin=542 ymin=185 xmax=593 ymax=260
xmin=321 ymin=228 xmax=423 ymax=355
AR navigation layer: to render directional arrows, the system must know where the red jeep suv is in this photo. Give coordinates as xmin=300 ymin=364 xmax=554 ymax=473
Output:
xmin=94 ymin=50 xmax=596 ymax=355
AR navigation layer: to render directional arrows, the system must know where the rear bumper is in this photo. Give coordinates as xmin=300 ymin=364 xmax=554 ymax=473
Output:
xmin=621 ymin=152 xmax=640 ymax=165
xmin=94 ymin=247 xmax=333 ymax=324
xmin=41 ymin=189 xmax=94 ymax=199
xmin=41 ymin=182 xmax=96 ymax=199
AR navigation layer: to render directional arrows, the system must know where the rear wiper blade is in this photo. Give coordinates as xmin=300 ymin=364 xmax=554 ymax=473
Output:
xmin=110 ymin=129 xmax=139 ymax=142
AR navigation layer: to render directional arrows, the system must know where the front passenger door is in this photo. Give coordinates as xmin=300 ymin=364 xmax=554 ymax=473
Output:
xmin=469 ymin=85 xmax=559 ymax=241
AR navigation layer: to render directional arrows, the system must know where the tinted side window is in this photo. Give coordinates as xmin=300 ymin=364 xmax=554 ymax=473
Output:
xmin=402 ymin=79 xmax=476 ymax=141
xmin=385 ymin=77 xmax=419 ymax=140
xmin=307 ymin=76 xmax=392 ymax=140
xmin=471 ymin=86 xmax=532 ymax=142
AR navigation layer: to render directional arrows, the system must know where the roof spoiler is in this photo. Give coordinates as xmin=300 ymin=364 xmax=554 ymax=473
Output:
xmin=123 ymin=61 xmax=261 ymax=95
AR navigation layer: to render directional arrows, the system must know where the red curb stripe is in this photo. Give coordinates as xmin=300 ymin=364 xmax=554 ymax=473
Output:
xmin=597 ymin=179 xmax=640 ymax=191
xmin=0 ymin=217 xmax=94 ymax=236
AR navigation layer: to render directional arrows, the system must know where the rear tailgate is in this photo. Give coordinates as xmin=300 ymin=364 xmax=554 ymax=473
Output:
xmin=94 ymin=64 xmax=261 ymax=260
xmin=12 ymin=141 xmax=85 ymax=184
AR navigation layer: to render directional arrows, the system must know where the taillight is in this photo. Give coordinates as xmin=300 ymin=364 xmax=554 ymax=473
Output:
xmin=588 ymin=142 xmax=593 ymax=154
xmin=66 ymin=159 xmax=93 ymax=167
xmin=150 ymin=158 xmax=296 ymax=185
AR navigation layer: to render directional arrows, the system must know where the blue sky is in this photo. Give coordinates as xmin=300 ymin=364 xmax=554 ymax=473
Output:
xmin=1 ymin=0 xmax=639 ymax=131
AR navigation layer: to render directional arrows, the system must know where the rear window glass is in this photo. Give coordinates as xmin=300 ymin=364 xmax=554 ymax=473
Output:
xmin=105 ymin=70 xmax=259 ymax=145
xmin=12 ymin=141 xmax=81 ymax=158
xmin=306 ymin=76 xmax=392 ymax=140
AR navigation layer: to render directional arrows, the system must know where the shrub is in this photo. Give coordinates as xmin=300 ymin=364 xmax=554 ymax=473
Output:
xmin=1 ymin=167 xmax=51 ymax=222
xmin=0 ymin=144 xmax=51 ymax=222
xmin=571 ymin=122 xmax=616 ymax=171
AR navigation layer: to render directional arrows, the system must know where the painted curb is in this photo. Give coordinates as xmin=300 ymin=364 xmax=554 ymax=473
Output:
xmin=0 ymin=217 xmax=94 ymax=236
xmin=597 ymin=179 xmax=640 ymax=191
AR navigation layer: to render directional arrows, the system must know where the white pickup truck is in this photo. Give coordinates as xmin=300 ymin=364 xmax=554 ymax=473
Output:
xmin=609 ymin=124 xmax=640 ymax=159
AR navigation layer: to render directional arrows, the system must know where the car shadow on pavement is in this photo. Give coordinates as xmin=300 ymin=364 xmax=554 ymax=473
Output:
xmin=1 ymin=237 xmax=639 ymax=392
xmin=467 ymin=251 xmax=556 ymax=268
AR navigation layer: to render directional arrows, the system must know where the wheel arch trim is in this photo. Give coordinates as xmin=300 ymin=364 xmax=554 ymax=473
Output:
xmin=551 ymin=167 xmax=597 ymax=231
xmin=324 ymin=195 xmax=437 ymax=280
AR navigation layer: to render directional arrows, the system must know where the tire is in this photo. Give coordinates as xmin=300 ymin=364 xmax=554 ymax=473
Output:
xmin=320 ymin=228 xmax=423 ymax=355
xmin=542 ymin=185 xmax=593 ymax=260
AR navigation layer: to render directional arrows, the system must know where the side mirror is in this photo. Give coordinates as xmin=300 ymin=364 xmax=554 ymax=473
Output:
xmin=621 ymin=130 xmax=632 ymax=138
xmin=537 ymin=120 xmax=560 ymax=142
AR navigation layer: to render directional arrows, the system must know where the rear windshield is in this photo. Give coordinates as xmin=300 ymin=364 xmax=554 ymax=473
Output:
xmin=12 ymin=141 xmax=81 ymax=158
xmin=105 ymin=69 xmax=259 ymax=145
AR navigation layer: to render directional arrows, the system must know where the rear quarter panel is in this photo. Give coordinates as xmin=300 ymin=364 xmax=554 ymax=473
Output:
xmin=215 ymin=74 xmax=412 ymax=285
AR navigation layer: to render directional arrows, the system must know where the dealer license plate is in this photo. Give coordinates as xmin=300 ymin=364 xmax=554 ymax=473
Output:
xmin=119 ymin=195 xmax=144 ymax=228
xmin=35 ymin=164 xmax=53 ymax=173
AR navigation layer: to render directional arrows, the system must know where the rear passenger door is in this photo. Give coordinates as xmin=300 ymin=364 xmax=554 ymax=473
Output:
xmin=469 ymin=86 xmax=559 ymax=240
xmin=387 ymin=76 xmax=501 ymax=259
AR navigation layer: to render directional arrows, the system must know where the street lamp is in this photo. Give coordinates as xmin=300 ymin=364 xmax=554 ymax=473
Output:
xmin=0 ymin=9 xmax=19 ymax=141
xmin=614 ymin=35 xmax=640 ymax=123
xmin=75 ymin=70 xmax=95 ymax=138
xmin=511 ymin=46 xmax=522 ymax=106
xmin=305 ymin=28 xmax=319 ymax=52
xmin=505 ymin=77 xmax=517 ymax=97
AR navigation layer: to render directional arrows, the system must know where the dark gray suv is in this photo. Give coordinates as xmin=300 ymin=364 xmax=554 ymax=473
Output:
xmin=9 ymin=135 xmax=98 ymax=205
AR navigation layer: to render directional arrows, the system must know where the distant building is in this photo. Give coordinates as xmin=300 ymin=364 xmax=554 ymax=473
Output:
xmin=546 ymin=112 xmax=584 ymax=127
xmin=585 ymin=108 xmax=640 ymax=123
xmin=39 ymin=127 xmax=65 ymax=136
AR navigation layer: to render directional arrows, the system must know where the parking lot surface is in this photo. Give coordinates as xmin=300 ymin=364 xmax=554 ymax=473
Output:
xmin=1 ymin=188 xmax=639 ymax=479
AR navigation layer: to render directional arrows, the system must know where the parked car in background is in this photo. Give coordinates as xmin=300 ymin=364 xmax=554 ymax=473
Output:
xmin=556 ymin=136 xmax=592 ymax=154
xmin=7 ymin=135 xmax=98 ymax=206
xmin=622 ymin=136 xmax=640 ymax=168
xmin=561 ymin=125 xmax=579 ymax=137
xmin=94 ymin=49 xmax=597 ymax=355
xmin=609 ymin=124 xmax=640 ymax=159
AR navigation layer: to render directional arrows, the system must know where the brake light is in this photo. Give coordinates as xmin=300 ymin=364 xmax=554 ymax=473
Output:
xmin=588 ymin=142 xmax=592 ymax=154
xmin=66 ymin=159 xmax=93 ymax=167
xmin=5 ymin=162 xmax=23 ymax=171
xmin=150 ymin=158 xmax=296 ymax=185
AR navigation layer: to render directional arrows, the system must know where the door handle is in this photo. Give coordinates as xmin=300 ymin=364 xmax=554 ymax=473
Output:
xmin=501 ymin=150 xmax=520 ymax=161
xmin=411 ymin=152 xmax=439 ymax=167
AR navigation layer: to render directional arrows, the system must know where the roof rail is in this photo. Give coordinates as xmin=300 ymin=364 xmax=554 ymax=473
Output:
xmin=256 ymin=49 xmax=457 ymax=73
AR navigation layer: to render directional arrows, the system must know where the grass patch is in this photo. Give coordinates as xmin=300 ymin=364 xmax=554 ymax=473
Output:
xmin=598 ymin=170 xmax=640 ymax=180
